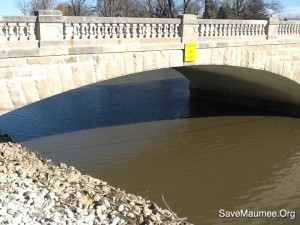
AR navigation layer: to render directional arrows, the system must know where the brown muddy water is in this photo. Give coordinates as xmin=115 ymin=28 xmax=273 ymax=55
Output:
xmin=1 ymin=69 xmax=299 ymax=224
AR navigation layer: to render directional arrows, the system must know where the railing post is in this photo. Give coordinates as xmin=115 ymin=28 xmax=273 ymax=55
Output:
xmin=177 ymin=14 xmax=198 ymax=43
xmin=34 ymin=10 xmax=64 ymax=47
xmin=267 ymin=17 xmax=279 ymax=40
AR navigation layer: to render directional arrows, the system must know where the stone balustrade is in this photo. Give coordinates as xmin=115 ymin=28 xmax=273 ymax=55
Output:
xmin=197 ymin=19 xmax=268 ymax=37
xmin=63 ymin=17 xmax=181 ymax=40
xmin=0 ymin=11 xmax=299 ymax=55
xmin=0 ymin=16 xmax=36 ymax=42
xmin=277 ymin=21 xmax=300 ymax=35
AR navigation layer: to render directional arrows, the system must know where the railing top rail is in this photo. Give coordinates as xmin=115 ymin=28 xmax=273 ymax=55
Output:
xmin=278 ymin=20 xmax=300 ymax=25
xmin=0 ymin=16 xmax=36 ymax=23
xmin=63 ymin=16 xmax=182 ymax=24
xmin=197 ymin=19 xmax=268 ymax=25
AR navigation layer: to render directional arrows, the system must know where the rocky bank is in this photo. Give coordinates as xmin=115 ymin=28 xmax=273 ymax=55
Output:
xmin=0 ymin=142 xmax=190 ymax=225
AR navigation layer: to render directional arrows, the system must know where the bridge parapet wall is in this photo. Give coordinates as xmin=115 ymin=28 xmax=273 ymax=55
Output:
xmin=1 ymin=11 xmax=300 ymax=58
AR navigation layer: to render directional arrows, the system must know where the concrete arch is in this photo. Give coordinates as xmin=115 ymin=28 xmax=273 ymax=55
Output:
xmin=175 ymin=65 xmax=300 ymax=113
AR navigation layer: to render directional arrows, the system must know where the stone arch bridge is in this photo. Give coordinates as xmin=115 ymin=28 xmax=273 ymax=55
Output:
xmin=1 ymin=11 xmax=300 ymax=116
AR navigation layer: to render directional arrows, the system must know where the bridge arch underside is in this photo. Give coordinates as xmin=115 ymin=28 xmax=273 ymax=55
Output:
xmin=175 ymin=65 xmax=300 ymax=115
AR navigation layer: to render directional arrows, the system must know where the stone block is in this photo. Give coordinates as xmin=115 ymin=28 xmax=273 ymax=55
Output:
xmin=143 ymin=52 xmax=153 ymax=71
xmin=103 ymin=54 xmax=115 ymax=79
xmin=124 ymin=52 xmax=135 ymax=75
xmin=169 ymin=50 xmax=183 ymax=67
xmin=71 ymin=65 xmax=85 ymax=88
xmin=133 ymin=52 xmax=143 ymax=73
xmin=27 ymin=66 xmax=48 ymax=77
xmin=211 ymin=48 xmax=225 ymax=65
xmin=0 ymin=81 xmax=14 ymax=112
xmin=21 ymin=79 xmax=40 ymax=104
xmin=160 ymin=51 xmax=170 ymax=68
xmin=113 ymin=53 xmax=125 ymax=77
xmin=79 ymin=55 xmax=93 ymax=62
xmin=223 ymin=47 xmax=241 ymax=66
xmin=151 ymin=51 xmax=160 ymax=70
xmin=53 ymin=55 xmax=77 ymax=64
xmin=197 ymin=48 xmax=211 ymax=65
xmin=0 ymin=68 xmax=15 ymax=79
xmin=14 ymin=68 xmax=30 ymax=78
xmin=36 ymin=78 xmax=51 ymax=100
xmin=82 ymin=63 xmax=96 ymax=85
xmin=0 ymin=58 xmax=27 ymax=68
xmin=5 ymin=80 xmax=27 ymax=108
xmin=58 ymin=65 xmax=74 ymax=91
xmin=27 ymin=57 xmax=53 ymax=65
xmin=93 ymin=54 xmax=106 ymax=81
xmin=47 ymin=66 xmax=63 ymax=95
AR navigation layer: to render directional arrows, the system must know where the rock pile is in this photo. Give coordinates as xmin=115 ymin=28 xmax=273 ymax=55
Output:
xmin=0 ymin=142 xmax=190 ymax=225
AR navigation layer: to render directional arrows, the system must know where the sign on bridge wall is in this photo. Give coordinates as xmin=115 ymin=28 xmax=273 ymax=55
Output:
xmin=184 ymin=43 xmax=197 ymax=62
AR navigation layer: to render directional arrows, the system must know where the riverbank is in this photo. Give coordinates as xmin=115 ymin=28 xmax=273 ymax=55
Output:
xmin=0 ymin=142 xmax=190 ymax=225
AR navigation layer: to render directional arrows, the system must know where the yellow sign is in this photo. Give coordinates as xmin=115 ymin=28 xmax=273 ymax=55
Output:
xmin=184 ymin=42 xmax=197 ymax=62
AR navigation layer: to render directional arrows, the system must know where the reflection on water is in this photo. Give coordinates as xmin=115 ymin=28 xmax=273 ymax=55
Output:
xmin=1 ymin=69 xmax=300 ymax=224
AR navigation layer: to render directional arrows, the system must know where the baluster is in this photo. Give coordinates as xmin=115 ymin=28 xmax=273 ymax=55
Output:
xmin=161 ymin=24 xmax=165 ymax=37
xmin=222 ymin=24 xmax=227 ymax=36
xmin=245 ymin=24 xmax=249 ymax=36
xmin=157 ymin=24 xmax=162 ymax=37
xmin=149 ymin=24 xmax=155 ymax=38
xmin=3 ymin=23 xmax=8 ymax=41
xmin=89 ymin=23 xmax=96 ymax=39
xmin=252 ymin=24 xmax=256 ymax=35
xmin=144 ymin=24 xmax=150 ymax=38
xmin=205 ymin=24 xmax=210 ymax=36
xmin=202 ymin=24 xmax=207 ymax=37
xmin=282 ymin=25 xmax=285 ymax=35
xmin=27 ymin=23 xmax=35 ymax=40
xmin=79 ymin=24 xmax=86 ymax=39
xmin=173 ymin=24 xmax=178 ymax=37
xmin=198 ymin=24 xmax=202 ymax=37
xmin=95 ymin=23 xmax=101 ymax=39
xmin=208 ymin=24 xmax=213 ymax=36
xmin=245 ymin=24 xmax=248 ymax=36
xmin=124 ymin=23 xmax=130 ymax=38
xmin=0 ymin=22 xmax=4 ymax=41
xmin=131 ymin=24 xmax=137 ymax=38
xmin=64 ymin=23 xmax=72 ymax=39
xmin=8 ymin=23 xmax=17 ymax=41
xmin=226 ymin=24 xmax=231 ymax=36
xmin=236 ymin=24 xmax=244 ymax=36
xmin=111 ymin=23 xmax=117 ymax=38
xmin=218 ymin=24 xmax=222 ymax=36
xmin=137 ymin=24 xmax=144 ymax=38
xmin=284 ymin=25 xmax=288 ymax=35
xmin=118 ymin=23 xmax=124 ymax=38
xmin=213 ymin=24 xmax=217 ymax=36
xmin=234 ymin=24 xmax=238 ymax=36
xmin=168 ymin=24 xmax=173 ymax=37
xmin=18 ymin=23 xmax=25 ymax=41
xmin=293 ymin=25 xmax=296 ymax=35
xmin=103 ymin=24 xmax=109 ymax=39
xmin=163 ymin=24 xmax=169 ymax=37
xmin=280 ymin=24 xmax=283 ymax=35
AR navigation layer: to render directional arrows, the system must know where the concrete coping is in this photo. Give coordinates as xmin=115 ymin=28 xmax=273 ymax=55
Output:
xmin=278 ymin=20 xmax=300 ymax=25
xmin=197 ymin=19 xmax=268 ymax=25
xmin=34 ymin=10 xmax=62 ymax=16
xmin=63 ymin=16 xmax=181 ymax=24
xmin=0 ymin=16 xmax=36 ymax=23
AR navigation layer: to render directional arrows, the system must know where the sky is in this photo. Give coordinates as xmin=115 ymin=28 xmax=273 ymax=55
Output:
xmin=0 ymin=0 xmax=299 ymax=17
